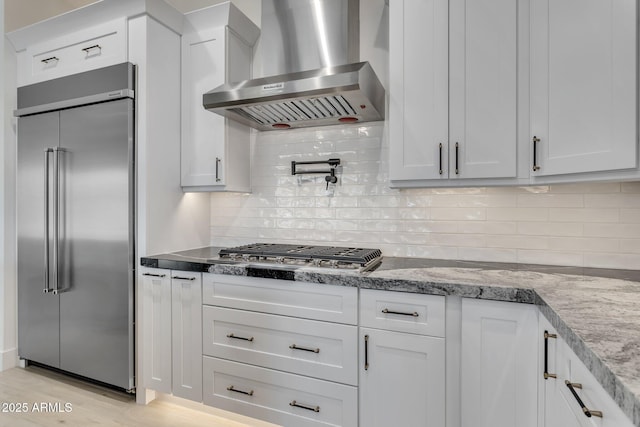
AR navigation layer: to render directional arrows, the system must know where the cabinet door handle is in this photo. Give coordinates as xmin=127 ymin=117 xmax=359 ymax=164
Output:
xmin=438 ymin=143 xmax=443 ymax=175
xmin=289 ymin=400 xmax=320 ymax=413
xmin=227 ymin=333 xmax=254 ymax=342
xmin=382 ymin=308 xmax=419 ymax=317
xmin=171 ymin=276 xmax=196 ymax=281
xmin=215 ymin=157 xmax=222 ymax=182
xmin=143 ymin=272 xmax=166 ymax=278
xmin=532 ymin=136 xmax=541 ymax=171
xmin=41 ymin=57 xmax=59 ymax=64
xmin=81 ymin=44 xmax=102 ymax=54
xmin=289 ymin=344 xmax=320 ymax=353
xmin=364 ymin=334 xmax=369 ymax=370
xmin=565 ymin=381 xmax=603 ymax=418
xmin=543 ymin=330 xmax=557 ymax=379
xmin=455 ymin=142 xmax=460 ymax=175
xmin=227 ymin=385 xmax=254 ymax=396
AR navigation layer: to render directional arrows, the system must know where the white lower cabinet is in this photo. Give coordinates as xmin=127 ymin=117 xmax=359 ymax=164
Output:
xmin=359 ymin=290 xmax=446 ymax=427
xmin=539 ymin=314 xmax=634 ymax=427
xmin=461 ymin=298 xmax=538 ymax=427
xmin=358 ymin=328 xmax=445 ymax=427
xmin=171 ymin=272 xmax=202 ymax=402
xmin=140 ymin=267 xmax=202 ymax=401
xmin=202 ymin=274 xmax=358 ymax=426
xmin=203 ymin=357 xmax=358 ymax=427
xmin=202 ymin=306 xmax=358 ymax=385
xmin=141 ymin=268 xmax=172 ymax=393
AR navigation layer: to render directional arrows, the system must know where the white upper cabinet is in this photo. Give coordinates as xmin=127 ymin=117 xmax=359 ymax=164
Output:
xmin=180 ymin=4 xmax=259 ymax=192
xmin=449 ymin=0 xmax=517 ymax=180
xmin=17 ymin=18 xmax=128 ymax=86
xmin=389 ymin=0 xmax=448 ymax=182
xmin=530 ymin=0 xmax=637 ymax=178
xmin=389 ymin=0 xmax=519 ymax=186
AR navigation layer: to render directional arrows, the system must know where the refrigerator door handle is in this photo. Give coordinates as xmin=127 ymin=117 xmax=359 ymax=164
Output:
xmin=52 ymin=147 xmax=63 ymax=295
xmin=43 ymin=148 xmax=53 ymax=293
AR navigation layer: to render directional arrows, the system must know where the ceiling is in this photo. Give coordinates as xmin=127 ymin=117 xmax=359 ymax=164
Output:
xmin=4 ymin=0 xmax=239 ymax=33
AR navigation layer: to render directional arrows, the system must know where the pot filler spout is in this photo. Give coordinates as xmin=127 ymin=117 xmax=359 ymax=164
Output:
xmin=202 ymin=0 xmax=386 ymax=131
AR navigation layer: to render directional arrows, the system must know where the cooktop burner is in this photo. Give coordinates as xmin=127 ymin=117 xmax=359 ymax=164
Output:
xmin=218 ymin=243 xmax=383 ymax=272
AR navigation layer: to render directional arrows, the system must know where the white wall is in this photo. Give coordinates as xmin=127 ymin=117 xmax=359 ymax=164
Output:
xmin=1 ymin=0 xmax=19 ymax=370
xmin=209 ymin=122 xmax=640 ymax=270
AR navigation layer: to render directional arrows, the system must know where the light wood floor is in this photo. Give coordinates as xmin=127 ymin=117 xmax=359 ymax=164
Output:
xmin=0 ymin=366 xmax=277 ymax=427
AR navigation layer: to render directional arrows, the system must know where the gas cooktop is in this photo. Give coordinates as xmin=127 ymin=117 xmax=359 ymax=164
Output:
xmin=218 ymin=243 xmax=383 ymax=272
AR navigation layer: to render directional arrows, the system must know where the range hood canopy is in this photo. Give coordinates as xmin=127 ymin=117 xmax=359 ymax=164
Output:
xmin=203 ymin=61 xmax=384 ymax=130
xmin=203 ymin=0 xmax=385 ymax=131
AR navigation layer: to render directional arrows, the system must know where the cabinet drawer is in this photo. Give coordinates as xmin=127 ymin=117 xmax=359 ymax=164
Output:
xmin=23 ymin=18 xmax=127 ymax=85
xmin=203 ymin=356 xmax=358 ymax=427
xmin=203 ymin=306 xmax=357 ymax=385
xmin=359 ymin=289 xmax=445 ymax=337
xmin=203 ymin=274 xmax=357 ymax=324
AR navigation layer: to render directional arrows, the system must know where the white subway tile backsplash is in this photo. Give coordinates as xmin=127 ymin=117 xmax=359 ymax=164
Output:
xmin=517 ymin=193 xmax=584 ymax=208
xmin=458 ymin=248 xmax=518 ymax=263
xmin=620 ymin=209 xmax=640 ymax=223
xmin=619 ymin=239 xmax=640 ymax=254
xmin=431 ymin=207 xmax=486 ymax=221
xmin=209 ymin=123 xmax=640 ymax=269
xmin=517 ymin=250 xmax=584 ymax=267
xmin=548 ymin=208 xmax=619 ymax=223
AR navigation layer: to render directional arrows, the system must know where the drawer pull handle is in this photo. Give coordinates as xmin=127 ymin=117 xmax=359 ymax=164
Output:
xmin=290 ymin=400 xmax=320 ymax=413
xmin=565 ymin=381 xmax=603 ymax=418
xmin=289 ymin=344 xmax=320 ymax=353
xmin=543 ymin=330 xmax=557 ymax=379
xmin=382 ymin=308 xmax=419 ymax=317
xmin=82 ymin=44 xmax=102 ymax=54
xmin=172 ymin=276 xmax=196 ymax=281
xmin=227 ymin=385 xmax=254 ymax=396
xmin=41 ymin=57 xmax=59 ymax=64
xmin=227 ymin=333 xmax=254 ymax=342
xmin=142 ymin=272 xmax=166 ymax=278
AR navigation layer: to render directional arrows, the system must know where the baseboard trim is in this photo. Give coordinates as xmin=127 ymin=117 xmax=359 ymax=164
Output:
xmin=0 ymin=348 xmax=18 ymax=371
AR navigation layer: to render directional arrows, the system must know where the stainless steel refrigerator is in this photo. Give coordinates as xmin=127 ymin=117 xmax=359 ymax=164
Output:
xmin=16 ymin=63 xmax=136 ymax=391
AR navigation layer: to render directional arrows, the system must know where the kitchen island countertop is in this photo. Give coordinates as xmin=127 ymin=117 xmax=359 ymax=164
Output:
xmin=141 ymin=247 xmax=640 ymax=426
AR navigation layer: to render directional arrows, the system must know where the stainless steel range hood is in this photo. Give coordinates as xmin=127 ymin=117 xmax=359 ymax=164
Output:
xmin=203 ymin=0 xmax=385 ymax=131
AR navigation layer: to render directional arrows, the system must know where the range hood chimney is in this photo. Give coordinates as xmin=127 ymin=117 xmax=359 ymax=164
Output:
xmin=203 ymin=0 xmax=385 ymax=131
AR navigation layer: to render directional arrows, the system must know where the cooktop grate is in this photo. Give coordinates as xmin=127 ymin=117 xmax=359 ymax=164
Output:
xmin=219 ymin=243 xmax=382 ymax=265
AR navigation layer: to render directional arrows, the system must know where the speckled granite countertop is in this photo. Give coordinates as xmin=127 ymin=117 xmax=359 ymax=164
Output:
xmin=141 ymin=247 xmax=640 ymax=426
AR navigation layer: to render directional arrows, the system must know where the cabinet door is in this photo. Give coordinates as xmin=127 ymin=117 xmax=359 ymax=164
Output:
xmin=181 ymin=26 xmax=252 ymax=191
xmin=171 ymin=272 xmax=202 ymax=402
xmin=539 ymin=315 xmax=562 ymax=427
xmin=449 ymin=0 xmax=517 ymax=179
xmin=20 ymin=18 xmax=127 ymax=86
xmin=530 ymin=0 xmax=637 ymax=176
xmin=461 ymin=299 xmax=538 ymax=427
xmin=140 ymin=268 xmax=172 ymax=393
xmin=181 ymin=27 xmax=227 ymax=188
xmin=359 ymin=328 xmax=445 ymax=427
xmin=389 ymin=0 xmax=449 ymax=182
